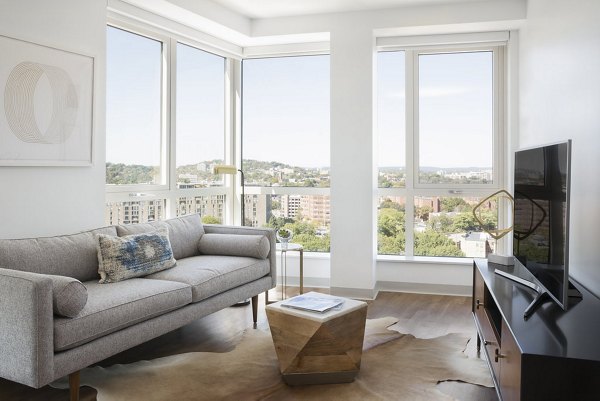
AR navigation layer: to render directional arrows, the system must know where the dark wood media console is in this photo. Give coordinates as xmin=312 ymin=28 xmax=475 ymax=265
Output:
xmin=472 ymin=259 xmax=600 ymax=401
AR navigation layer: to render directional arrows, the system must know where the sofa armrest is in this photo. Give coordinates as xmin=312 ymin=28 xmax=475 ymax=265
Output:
xmin=0 ymin=268 xmax=54 ymax=388
xmin=203 ymin=225 xmax=277 ymax=288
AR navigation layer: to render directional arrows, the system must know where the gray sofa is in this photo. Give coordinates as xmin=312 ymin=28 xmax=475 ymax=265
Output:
xmin=0 ymin=214 xmax=276 ymax=400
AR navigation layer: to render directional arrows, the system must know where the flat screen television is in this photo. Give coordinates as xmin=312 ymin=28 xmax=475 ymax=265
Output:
xmin=497 ymin=140 xmax=572 ymax=318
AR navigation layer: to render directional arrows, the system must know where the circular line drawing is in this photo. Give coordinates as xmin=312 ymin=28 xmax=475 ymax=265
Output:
xmin=3 ymin=61 xmax=78 ymax=144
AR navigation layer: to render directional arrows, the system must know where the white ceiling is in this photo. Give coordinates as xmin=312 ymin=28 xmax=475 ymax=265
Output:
xmin=209 ymin=0 xmax=496 ymax=19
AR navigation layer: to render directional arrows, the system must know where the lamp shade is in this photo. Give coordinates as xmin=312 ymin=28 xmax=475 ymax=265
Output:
xmin=213 ymin=164 xmax=238 ymax=175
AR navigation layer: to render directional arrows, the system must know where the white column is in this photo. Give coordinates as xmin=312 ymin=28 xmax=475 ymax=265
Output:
xmin=329 ymin=26 xmax=377 ymax=299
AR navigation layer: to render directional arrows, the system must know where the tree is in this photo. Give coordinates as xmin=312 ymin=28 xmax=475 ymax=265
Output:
xmin=377 ymin=232 xmax=405 ymax=255
xmin=378 ymin=208 xmax=404 ymax=238
xmin=452 ymin=212 xmax=481 ymax=233
xmin=414 ymin=230 xmax=464 ymax=257
xmin=415 ymin=205 xmax=433 ymax=221
xmin=294 ymin=234 xmax=330 ymax=252
xmin=201 ymin=215 xmax=221 ymax=224
xmin=428 ymin=214 xmax=454 ymax=233
xmin=283 ymin=221 xmax=316 ymax=236
xmin=265 ymin=216 xmax=294 ymax=232
xmin=379 ymin=198 xmax=404 ymax=212
xmin=440 ymin=197 xmax=470 ymax=212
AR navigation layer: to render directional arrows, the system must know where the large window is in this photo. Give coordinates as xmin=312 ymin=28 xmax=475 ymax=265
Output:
xmin=378 ymin=47 xmax=503 ymax=258
xmin=242 ymin=55 xmax=330 ymax=251
xmin=105 ymin=24 xmax=228 ymax=225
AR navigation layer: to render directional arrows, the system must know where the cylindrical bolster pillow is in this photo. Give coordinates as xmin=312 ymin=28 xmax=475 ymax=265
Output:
xmin=46 ymin=275 xmax=88 ymax=318
xmin=198 ymin=234 xmax=270 ymax=259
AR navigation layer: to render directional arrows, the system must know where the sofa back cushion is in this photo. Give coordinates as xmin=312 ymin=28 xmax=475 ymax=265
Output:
xmin=198 ymin=233 xmax=270 ymax=259
xmin=0 ymin=226 xmax=118 ymax=282
xmin=116 ymin=214 xmax=204 ymax=260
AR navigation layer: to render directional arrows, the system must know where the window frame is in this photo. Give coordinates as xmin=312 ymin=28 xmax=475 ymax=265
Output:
xmin=377 ymin=44 xmax=506 ymax=259
xmin=105 ymin=19 xmax=234 ymax=225
xmin=105 ymin=22 xmax=170 ymax=193
xmin=241 ymin=53 xmax=331 ymax=253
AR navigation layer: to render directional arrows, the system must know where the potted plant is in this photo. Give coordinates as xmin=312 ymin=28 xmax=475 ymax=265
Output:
xmin=277 ymin=228 xmax=293 ymax=248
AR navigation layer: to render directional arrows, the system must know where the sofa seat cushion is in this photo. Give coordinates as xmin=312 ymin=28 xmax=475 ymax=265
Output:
xmin=145 ymin=255 xmax=270 ymax=303
xmin=54 ymin=278 xmax=192 ymax=352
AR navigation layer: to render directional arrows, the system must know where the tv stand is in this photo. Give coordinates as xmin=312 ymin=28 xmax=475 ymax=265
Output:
xmin=523 ymin=290 xmax=551 ymax=319
xmin=473 ymin=259 xmax=600 ymax=401
xmin=493 ymin=268 xmax=552 ymax=319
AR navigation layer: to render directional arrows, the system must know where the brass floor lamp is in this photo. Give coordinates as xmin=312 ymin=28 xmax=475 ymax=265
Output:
xmin=213 ymin=164 xmax=245 ymax=226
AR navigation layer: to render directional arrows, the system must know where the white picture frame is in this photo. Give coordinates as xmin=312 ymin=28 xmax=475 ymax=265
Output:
xmin=0 ymin=34 xmax=94 ymax=166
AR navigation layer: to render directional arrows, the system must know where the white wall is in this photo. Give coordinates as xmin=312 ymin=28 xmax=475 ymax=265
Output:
xmin=329 ymin=25 xmax=377 ymax=298
xmin=519 ymin=0 xmax=600 ymax=297
xmin=0 ymin=0 xmax=106 ymax=238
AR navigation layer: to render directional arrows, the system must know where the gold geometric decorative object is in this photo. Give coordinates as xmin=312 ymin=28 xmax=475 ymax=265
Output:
xmin=472 ymin=189 xmax=514 ymax=241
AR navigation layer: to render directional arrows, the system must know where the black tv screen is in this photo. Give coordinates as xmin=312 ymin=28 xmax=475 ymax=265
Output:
xmin=513 ymin=140 xmax=571 ymax=310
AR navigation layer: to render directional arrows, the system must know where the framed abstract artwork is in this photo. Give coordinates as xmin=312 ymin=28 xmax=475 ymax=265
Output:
xmin=0 ymin=35 xmax=94 ymax=166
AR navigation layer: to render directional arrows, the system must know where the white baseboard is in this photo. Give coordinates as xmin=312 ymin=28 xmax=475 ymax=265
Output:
xmin=377 ymin=281 xmax=472 ymax=297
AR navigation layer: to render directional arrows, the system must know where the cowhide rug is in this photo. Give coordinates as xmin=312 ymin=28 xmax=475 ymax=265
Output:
xmin=54 ymin=318 xmax=493 ymax=400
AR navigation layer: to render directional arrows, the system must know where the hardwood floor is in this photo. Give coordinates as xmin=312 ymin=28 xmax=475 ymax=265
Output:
xmin=0 ymin=288 xmax=497 ymax=401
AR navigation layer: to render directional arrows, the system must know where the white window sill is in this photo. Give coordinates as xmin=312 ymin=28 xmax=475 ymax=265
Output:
xmin=377 ymin=255 xmax=473 ymax=266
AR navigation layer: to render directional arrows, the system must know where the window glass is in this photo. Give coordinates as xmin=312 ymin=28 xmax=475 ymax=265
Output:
xmin=176 ymin=43 xmax=225 ymax=189
xmin=242 ymin=56 xmax=330 ymax=187
xmin=105 ymin=199 xmax=166 ymax=225
xmin=378 ymin=197 xmax=406 ymax=255
xmin=378 ymin=51 xmax=406 ymax=188
xmin=177 ymin=195 xmax=225 ymax=223
xmin=413 ymin=196 xmax=498 ymax=257
xmin=418 ymin=51 xmax=493 ymax=185
xmin=244 ymin=194 xmax=331 ymax=252
xmin=106 ymin=27 xmax=162 ymax=185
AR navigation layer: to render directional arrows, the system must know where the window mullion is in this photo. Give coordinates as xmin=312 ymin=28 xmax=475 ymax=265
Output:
xmin=405 ymin=50 xmax=417 ymax=256
xmin=167 ymin=37 xmax=177 ymax=219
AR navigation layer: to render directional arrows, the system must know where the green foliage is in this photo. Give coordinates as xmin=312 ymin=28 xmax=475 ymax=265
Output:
xmin=416 ymin=205 xmax=433 ymax=221
xmin=440 ymin=197 xmax=470 ymax=212
xmin=414 ymin=231 xmax=465 ymax=257
xmin=283 ymin=221 xmax=316 ymax=237
xmin=293 ymin=233 xmax=330 ymax=252
xmin=201 ymin=215 xmax=221 ymax=224
xmin=265 ymin=216 xmax=295 ymax=232
xmin=452 ymin=212 xmax=481 ymax=232
xmin=379 ymin=198 xmax=405 ymax=212
xmin=106 ymin=163 xmax=158 ymax=185
xmin=428 ymin=214 xmax=454 ymax=234
xmin=377 ymin=207 xmax=405 ymax=254
xmin=242 ymin=159 xmax=329 ymax=188
xmin=378 ymin=208 xmax=405 ymax=238
xmin=377 ymin=232 xmax=405 ymax=255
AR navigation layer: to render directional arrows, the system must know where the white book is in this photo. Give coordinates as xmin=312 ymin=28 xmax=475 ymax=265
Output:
xmin=281 ymin=293 xmax=345 ymax=313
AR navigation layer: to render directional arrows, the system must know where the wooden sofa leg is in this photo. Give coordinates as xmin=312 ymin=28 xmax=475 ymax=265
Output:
xmin=252 ymin=295 xmax=258 ymax=326
xmin=69 ymin=371 xmax=80 ymax=401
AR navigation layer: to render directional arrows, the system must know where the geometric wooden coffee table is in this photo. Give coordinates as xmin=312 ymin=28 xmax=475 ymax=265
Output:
xmin=266 ymin=292 xmax=368 ymax=385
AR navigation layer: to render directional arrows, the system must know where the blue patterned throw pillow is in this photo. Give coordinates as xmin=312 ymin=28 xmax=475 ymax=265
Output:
xmin=96 ymin=225 xmax=176 ymax=283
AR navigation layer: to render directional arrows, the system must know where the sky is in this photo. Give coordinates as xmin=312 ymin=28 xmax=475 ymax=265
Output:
xmin=242 ymin=55 xmax=330 ymax=168
xmin=107 ymin=26 xmax=493 ymax=170
xmin=378 ymin=50 xmax=493 ymax=169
